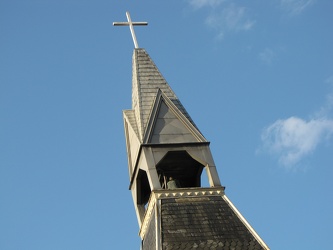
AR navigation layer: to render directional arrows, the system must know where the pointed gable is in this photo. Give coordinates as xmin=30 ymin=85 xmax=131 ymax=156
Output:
xmin=150 ymin=100 xmax=196 ymax=143
xmin=132 ymin=49 xmax=199 ymax=141
xmin=143 ymin=91 xmax=206 ymax=144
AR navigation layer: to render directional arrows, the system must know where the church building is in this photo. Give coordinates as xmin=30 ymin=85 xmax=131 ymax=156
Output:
xmin=116 ymin=12 xmax=270 ymax=250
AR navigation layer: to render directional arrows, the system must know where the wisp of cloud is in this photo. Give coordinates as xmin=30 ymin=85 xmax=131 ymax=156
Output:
xmin=261 ymin=117 xmax=333 ymax=167
xmin=187 ymin=0 xmax=255 ymax=40
xmin=280 ymin=0 xmax=316 ymax=15
xmin=204 ymin=4 xmax=255 ymax=40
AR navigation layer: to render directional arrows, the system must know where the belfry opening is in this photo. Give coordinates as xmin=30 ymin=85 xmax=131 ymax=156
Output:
xmin=136 ymin=169 xmax=151 ymax=206
xmin=157 ymin=151 xmax=204 ymax=189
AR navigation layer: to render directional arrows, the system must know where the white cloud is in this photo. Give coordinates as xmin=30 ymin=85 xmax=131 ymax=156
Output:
xmin=279 ymin=0 xmax=316 ymax=15
xmin=261 ymin=117 xmax=333 ymax=167
xmin=205 ymin=4 xmax=255 ymax=40
xmin=260 ymin=82 xmax=333 ymax=168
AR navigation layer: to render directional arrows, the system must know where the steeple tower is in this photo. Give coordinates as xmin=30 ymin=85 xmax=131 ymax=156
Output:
xmin=124 ymin=49 xmax=222 ymax=223
xmin=117 ymin=12 xmax=269 ymax=250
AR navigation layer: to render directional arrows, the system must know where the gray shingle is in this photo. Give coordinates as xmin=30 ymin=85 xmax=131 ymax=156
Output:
xmin=160 ymin=196 xmax=265 ymax=250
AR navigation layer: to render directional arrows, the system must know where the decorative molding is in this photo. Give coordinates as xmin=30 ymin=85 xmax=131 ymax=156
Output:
xmin=155 ymin=188 xmax=225 ymax=199
xmin=139 ymin=190 xmax=157 ymax=239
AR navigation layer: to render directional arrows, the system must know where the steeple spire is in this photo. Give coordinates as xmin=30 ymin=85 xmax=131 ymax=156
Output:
xmin=118 ymin=12 xmax=270 ymax=250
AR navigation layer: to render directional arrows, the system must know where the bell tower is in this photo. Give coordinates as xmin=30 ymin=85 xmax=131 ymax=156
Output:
xmin=124 ymin=49 xmax=222 ymax=225
xmin=116 ymin=12 xmax=269 ymax=250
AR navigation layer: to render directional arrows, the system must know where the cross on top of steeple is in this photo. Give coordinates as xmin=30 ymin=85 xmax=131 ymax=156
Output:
xmin=113 ymin=11 xmax=148 ymax=48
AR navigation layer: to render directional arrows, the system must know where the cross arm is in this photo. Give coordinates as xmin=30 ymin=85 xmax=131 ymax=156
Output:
xmin=113 ymin=22 xmax=148 ymax=26
xmin=113 ymin=12 xmax=148 ymax=48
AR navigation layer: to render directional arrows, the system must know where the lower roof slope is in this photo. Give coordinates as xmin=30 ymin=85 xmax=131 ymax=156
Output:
xmin=161 ymin=196 xmax=266 ymax=250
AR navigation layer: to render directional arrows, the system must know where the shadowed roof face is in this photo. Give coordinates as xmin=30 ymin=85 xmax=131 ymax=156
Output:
xmin=160 ymin=196 xmax=266 ymax=250
xmin=131 ymin=48 xmax=197 ymax=141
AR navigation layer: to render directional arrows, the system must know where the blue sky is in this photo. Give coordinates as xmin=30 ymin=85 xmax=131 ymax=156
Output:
xmin=1 ymin=0 xmax=332 ymax=249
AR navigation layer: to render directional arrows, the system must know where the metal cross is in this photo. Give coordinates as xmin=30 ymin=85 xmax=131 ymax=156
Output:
xmin=113 ymin=12 xmax=148 ymax=49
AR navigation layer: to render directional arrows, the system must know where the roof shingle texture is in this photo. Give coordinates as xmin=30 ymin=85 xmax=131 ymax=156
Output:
xmin=161 ymin=196 xmax=265 ymax=250
xmin=132 ymin=49 xmax=197 ymax=140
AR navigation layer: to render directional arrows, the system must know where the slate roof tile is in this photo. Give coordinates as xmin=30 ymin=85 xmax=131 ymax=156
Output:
xmin=160 ymin=196 xmax=266 ymax=250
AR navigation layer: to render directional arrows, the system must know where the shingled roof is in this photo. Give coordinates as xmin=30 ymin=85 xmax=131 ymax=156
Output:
xmin=131 ymin=48 xmax=198 ymax=141
xmin=141 ymin=189 xmax=269 ymax=250
xmin=161 ymin=196 xmax=265 ymax=250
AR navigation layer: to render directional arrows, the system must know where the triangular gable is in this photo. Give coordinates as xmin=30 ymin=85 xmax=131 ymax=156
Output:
xmin=144 ymin=90 xmax=207 ymax=144
xmin=132 ymin=49 xmax=199 ymax=139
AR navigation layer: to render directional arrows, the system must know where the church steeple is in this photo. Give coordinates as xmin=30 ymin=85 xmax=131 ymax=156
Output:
xmin=117 ymin=12 xmax=269 ymax=250
xmin=123 ymin=48 xmax=222 ymax=225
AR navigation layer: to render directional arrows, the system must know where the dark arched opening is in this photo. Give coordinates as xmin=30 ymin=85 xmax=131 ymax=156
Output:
xmin=137 ymin=169 xmax=151 ymax=206
xmin=156 ymin=151 xmax=204 ymax=189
